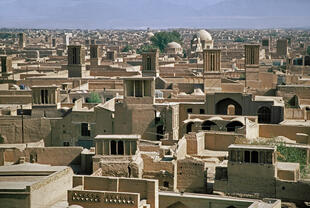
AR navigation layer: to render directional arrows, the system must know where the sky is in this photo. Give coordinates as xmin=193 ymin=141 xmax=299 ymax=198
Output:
xmin=0 ymin=0 xmax=309 ymax=29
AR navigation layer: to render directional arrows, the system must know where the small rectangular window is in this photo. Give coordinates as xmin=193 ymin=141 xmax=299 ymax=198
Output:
xmin=187 ymin=108 xmax=193 ymax=113
xmin=200 ymin=109 xmax=205 ymax=114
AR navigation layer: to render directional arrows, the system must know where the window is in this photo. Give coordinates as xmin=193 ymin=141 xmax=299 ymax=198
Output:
xmin=200 ymin=109 xmax=205 ymax=114
xmin=63 ymin=141 xmax=69 ymax=146
xmin=81 ymin=123 xmax=90 ymax=136
xmin=187 ymin=108 xmax=193 ymax=113
xmin=146 ymin=56 xmax=152 ymax=70
xmin=40 ymin=89 xmax=48 ymax=104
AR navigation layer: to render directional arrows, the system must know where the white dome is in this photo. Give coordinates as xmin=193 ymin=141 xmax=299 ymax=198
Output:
xmin=167 ymin=41 xmax=182 ymax=49
xmin=146 ymin=32 xmax=154 ymax=38
xmin=198 ymin=30 xmax=212 ymax=41
xmin=68 ymin=205 xmax=84 ymax=208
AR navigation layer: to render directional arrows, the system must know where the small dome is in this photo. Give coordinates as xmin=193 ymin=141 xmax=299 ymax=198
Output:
xmin=68 ymin=205 xmax=84 ymax=208
xmin=198 ymin=30 xmax=212 ymax=41
xmin=167 ymin=42 xmax=182 ymax=49
xmin=146 ymin=32 xmax=154 ymax=38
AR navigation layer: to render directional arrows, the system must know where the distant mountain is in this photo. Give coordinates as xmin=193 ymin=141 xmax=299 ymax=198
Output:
xmin=0 ymin=0 xmax=309 ymax=29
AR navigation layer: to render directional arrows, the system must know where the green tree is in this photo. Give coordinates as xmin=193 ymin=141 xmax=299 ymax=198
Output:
xmin=89 ymin=92 xmax=101 ymax=103
xmin=122 ymin=45 xmax=133 ymax=52
xmin=234 ymin=37 xmax=245 ymax=42
xmin=136 ymin=44 xmax=157 ymax=54
xmin=150 ymin=31 xmax=182 ymax=52
xmin=307 ymin=46 xmax=310 ymax=56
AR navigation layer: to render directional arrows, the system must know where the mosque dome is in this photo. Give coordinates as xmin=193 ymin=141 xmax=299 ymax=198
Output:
xmin=198 ymin=30 xmax=212 ymax=41
xmin=146 ymin=32 xmax=154 ymax=38
xmin=167 ymin=41 xmax=182 ymax=49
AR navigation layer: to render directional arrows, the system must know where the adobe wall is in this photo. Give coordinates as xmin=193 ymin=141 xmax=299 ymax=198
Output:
xmin=276 ymin=180 xmax=310 ymax=206
xmin=177 ymin=158 xmax=206 ymax=193
xmin=204 ymin=132 xmax=239 ymax=151
xmin=81 ymin=176 xmax=158 ymax=208
xmin=118 ymin=178 xmax=158 ymax=208
xmin=227 ymin=162 xmax=276 ymax=198
xmin=259 ymin=124 xmax=310 ymax=141
xmin=0 ymin=116 xmax=53 ymax=145
xmin=284 ymin=108 xmax=306 ymax=120
xmin=159 ymin=192 xmax=253 ymax=208
xmin=83 ymin=176 xmax=118 ymax=192
xmin=31 ymin=167 xmax=73 ymax=208
xmin=25 ymin=147 xmax=82 ymax=166
xmin=0 ymin=193 xmax=30 ymax=208
xmin=1 ymin=147 xmax=82 ymax=166
xmin=221 ymin=83 xmax=244 ymax=93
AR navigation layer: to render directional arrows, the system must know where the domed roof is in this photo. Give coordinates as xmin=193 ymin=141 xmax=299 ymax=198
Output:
xmin=146 ymin=32 xmax=154 ymax=38
xmin=167 ymin=41 xmax=182 ymax=49
xmin=198 ymin=30 xmax=212 ymax=41
xmin=68 ymin=205 xmax=84 ymax=208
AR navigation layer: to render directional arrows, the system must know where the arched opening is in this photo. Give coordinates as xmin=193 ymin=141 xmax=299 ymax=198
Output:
xmin=111 ymin=140 xmax=117 ymax=155
xmin=251 ymin=151 xmax=258 ymax=163
xmin=118 ymin=141 xmax=124 ymax=155
xmin=72 ymin=98 xmax=77 ymax=103
xmin=216 ymin=98 xmax=242 ymax=115
xmin=30 ymin=152 xmax=37 ymax=163
xmin=226 ymin=121 xmax=243 ymax=132
xmin=167 ymin=202 xmax=189 ymax=208
xmin=157 ymin=125 xmax=164 ymax=140
xmin=258 ymin=107 xmax=271 ymax=123
xmin=85 ymin=97 xmax=90 ymax=103
xmin=186 ymin=122 xmax=194 ymax=134
xmin=201 ymin=120 xmax=217 ymax=131
xmin=227 ymin=104 xmax=235 ymax=115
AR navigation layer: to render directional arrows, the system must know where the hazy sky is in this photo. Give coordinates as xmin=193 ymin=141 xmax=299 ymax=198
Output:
xmin=0 ymin=0 xmax=309 ymax=29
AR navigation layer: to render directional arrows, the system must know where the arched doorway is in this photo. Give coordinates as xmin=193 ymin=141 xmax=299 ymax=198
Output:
xmin=226 ymin=121 xmax=243 ymax=132
xmin=186 ymin=122 xmax=194 ymax=134
xmin=201 ymin=120 xmax=217 ymax=130
xmin=216 ymin=98 xmax=242 ymax=115
xmin=257 ymin=107 xmax=271 ymax=123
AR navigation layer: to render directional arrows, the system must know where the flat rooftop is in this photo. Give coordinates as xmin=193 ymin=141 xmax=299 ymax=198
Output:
xmin=0 ymin=163 xmax=68 ymax=191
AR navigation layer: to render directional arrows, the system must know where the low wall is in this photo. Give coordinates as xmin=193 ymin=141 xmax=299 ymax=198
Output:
xmin=259 ymin=124 xmax=310 ymax=141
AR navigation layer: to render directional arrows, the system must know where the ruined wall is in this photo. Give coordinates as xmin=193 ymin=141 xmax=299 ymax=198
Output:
xmin=176 ymin=158 xmax=207 ymax=193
